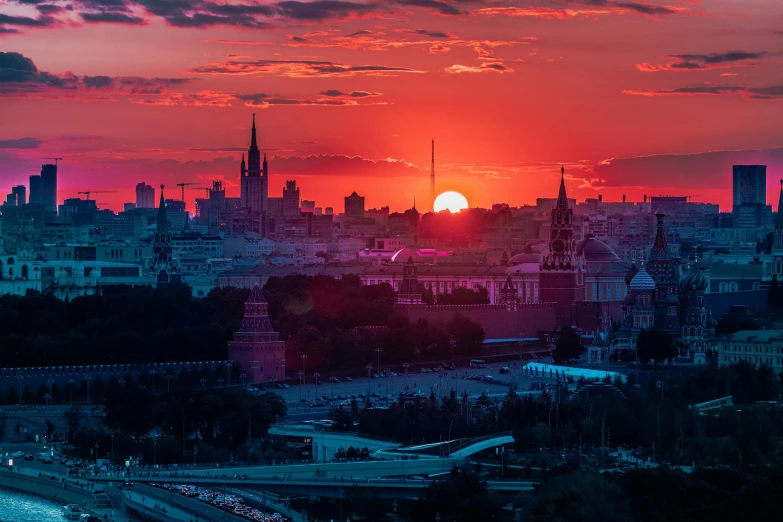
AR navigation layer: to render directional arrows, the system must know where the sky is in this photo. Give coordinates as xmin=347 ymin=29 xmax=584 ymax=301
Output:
xmin=1 ymin=0 xmax=783 ymax=214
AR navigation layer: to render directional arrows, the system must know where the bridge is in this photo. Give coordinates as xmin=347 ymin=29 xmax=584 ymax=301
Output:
xmin=690 ymin=396 xmax=733 ymax=414
xmin=377 ymin=432 xmax=514 ymax=460
xmin=91 ymin=475 xmax=535 ymax=498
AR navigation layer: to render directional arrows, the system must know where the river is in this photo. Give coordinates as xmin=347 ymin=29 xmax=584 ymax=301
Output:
xmin=0 ymin=487 xmax=63 ymax=521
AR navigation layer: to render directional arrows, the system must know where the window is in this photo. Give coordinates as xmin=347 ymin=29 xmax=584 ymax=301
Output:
xmin=729 ymin=282 xmax=739 ymax=292
xmin=719 ymin=282 xmax=728 ymax=293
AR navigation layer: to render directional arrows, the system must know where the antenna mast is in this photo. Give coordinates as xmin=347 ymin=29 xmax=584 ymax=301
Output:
xmin=430 ymin=139 xmax=435 ymax=211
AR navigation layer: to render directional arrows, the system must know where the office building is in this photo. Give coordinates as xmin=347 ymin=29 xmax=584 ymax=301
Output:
xmin=733 ymin=165 xmax=766 ymax=209
xmin=135 ymin=182 xmax=155 ymax=209
xmin=11 ymin=186 xmax=26 ymax=206
xmin=344 ymin=191 xmax=365 ymax=219
xmin=282 ymin=180 xmax=300 ymax=217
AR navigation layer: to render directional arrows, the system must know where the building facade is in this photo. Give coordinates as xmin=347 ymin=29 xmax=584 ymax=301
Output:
xmin=227 ymin=286 xmax=286 ymax=384
xmin=240 ymin=114 xmax=269 ymax=214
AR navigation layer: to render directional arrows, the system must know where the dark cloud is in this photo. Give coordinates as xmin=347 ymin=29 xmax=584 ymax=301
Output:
xmin=0 ymin=51 xmax=77 ymax=88
xmin=670 ymin=50 xmax=770 ymax=65
xmin=81 ymin=12 xmax=146 ymax=24
xmin=347 ymin=30 xmax=375 ymax=37
xmin=349 ymin=90 xmax=380 ymax=97
xmin=320 ymin=89 xmax=344 ymax=96
xmin=236 ymin=89 xmax=384 ymax=107
xmin=190 ymin=58 xmax=424 ymax=77
xmin=290 ymin=36 xmax=309 ymax=42
xmin=189 ymin=147 xmax=247 ymax=152
xmin=396 ymin=0 xmax=468 ymax=16
xmin=412 ymin=29 xmax=451 ymax=38
xmin=614 ymin=2 xmax=678 ymax=15
xmin=275 ymin=1 xmax=380 ymax=20
xmin=622 ymin=84 xmax=783 ymax=99
xmin=36 ymin=4 xmax=65 ymax=14
xmin=0 ymin=13 xmax=56 ymax=27
xmin=0 ymin=137 xmax=42 ymax=149
xmin=82 ymin=75 xmax=114 ymax=88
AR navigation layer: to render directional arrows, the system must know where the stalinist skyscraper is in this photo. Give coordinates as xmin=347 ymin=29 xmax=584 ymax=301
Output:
xmin=240 ymin=114 xmax=268 ymax=213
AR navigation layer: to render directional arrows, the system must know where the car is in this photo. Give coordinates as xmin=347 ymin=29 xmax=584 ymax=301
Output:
xmin=345 ymin=376 xmax=353 ymax=382
xmin=23 ymin=454 xmax=34 ymax=461
xmin=41 ymin=457 xmax=53 ymax=464
xmin=11 ymin=451 xmax=24 ymax=458
xmin=499 ymin=367 xmax=510 ymax=374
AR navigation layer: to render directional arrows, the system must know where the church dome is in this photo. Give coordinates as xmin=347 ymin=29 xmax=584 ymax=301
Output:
xmin=679 ymin=263 xmax=708 ymax=292
xmin=630 ymin=264 xmax=656 ymax=291
xmin=575 ymin=237 xmax=621 ymax=262
xmin=508 ymin=253 xmax=542 ymax=266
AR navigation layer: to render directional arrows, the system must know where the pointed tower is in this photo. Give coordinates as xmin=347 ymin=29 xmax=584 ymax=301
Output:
xmin=148 ymin=185 xmax=180 ymax=287
xmin=240 ymin=113 xmax=268 ymax=213
xmin=397 ymin=256 xmax=422 ymax=304
xmin=228 ymin=286 xmax=286 ymax=384
xmin=539 ymin=165 xmax=581 ymax=323
xmin=500 ymin=275 xmax=518 ymax=311
xmin=646 ymin=208 xmax=681 ymax=333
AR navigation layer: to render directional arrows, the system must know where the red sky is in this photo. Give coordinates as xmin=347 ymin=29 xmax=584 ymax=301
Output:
xmin=2 ymin=0 xmax=783 ymax=214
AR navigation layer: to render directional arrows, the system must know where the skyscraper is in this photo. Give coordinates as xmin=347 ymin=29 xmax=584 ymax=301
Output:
xmin=11 ymin=186 xmax=26 ymax=206
xmin=135 ymin=182 xmax=155 ymax=209
xmin=344 ymin=191 xmax=365 ymax=219
xmin=40 ymin=164 xmax=57 ymax=212
xmin=733 ymin=165 xmax=766 ymax=208
xmin=29 ymin=174 xmax=42 ymax=205
xmin=282 ymin=180 xmax=300 ymax=216
xmin=240 ymin=114 xmax=268 ymax=213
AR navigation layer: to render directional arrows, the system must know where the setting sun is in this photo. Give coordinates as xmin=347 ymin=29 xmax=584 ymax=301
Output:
xmin=433 ymin=191 xmax=469 ymax=213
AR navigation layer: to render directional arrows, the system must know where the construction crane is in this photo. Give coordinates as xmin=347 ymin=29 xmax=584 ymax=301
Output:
xmin=43 ymin=157 xmax=63 ymax=166
xmin=176 ymin=182 xmax=200 ymax=202
xmin=78 ymin=190 xmax=117 ymax=201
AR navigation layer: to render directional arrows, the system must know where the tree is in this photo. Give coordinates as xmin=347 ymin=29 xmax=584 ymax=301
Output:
xmin=65 ymin=406 xmax=83 ymax=439
xmin=553 ymin=326 xmax=582 ymax=363
xmin=636 ymin=329 xmax=676 ymax=366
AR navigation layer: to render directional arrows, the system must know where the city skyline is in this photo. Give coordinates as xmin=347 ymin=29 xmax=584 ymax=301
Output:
xmin=2 ymin=0 xmax=783 ymax=212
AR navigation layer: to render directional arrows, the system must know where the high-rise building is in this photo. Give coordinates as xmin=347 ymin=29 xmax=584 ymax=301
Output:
xmin=240 ymin=114 xmax=268 ymax=213
xmin=135 ymin=182 xmax=155 ymax=209
xmin=301 ymin=199 xmax=315 ymax=213
xmin=11 ymin=186 xmax=26 ymax=206
xmin=282 ymin=180 xmax=300 ymax=216
xmin=344 ymin=191 xmax=365 ymax=219
xmin=733 ymin=165 xmax=766 ymax=209
xmin=29 ymin=174 xmax=42 ymax=206
xmin=40 ymin=164 xmax=57 ymax=212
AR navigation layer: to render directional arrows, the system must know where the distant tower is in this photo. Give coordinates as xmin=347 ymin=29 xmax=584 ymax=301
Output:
xmin=430 ymin=139 xmax=435 ymax=212
xmin=771 ymin=180 xmax=783 ymax=275
xmin=227 ymin=286 xmax=286 ymax=384
xmin=240 ymin=113 xmax=268 ymax=213
xmin=397 ymin=257 xmax=422 ymax=305
xmin=148 ymin=185 xmax=180 ymax=287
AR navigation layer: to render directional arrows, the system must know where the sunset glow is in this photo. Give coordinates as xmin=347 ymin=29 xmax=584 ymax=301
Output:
xmin=433 ymin=191 xmax=469 ymax=214
xmin=1 ymin=1 xmax=783 ymax=212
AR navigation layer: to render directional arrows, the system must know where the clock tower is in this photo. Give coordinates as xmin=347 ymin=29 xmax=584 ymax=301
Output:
xmin=539 ymin=166 xmax=582 ymax=317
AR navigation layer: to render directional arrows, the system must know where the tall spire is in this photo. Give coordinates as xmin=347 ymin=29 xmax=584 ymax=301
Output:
xmin=776 ymin=178 xmax=783 ymax=228
xmin=250 ymin=113 xmax=258 ymax=150
xmin=556 ymin=164 xmax=568 ymax=210
xmin=650 ymin=208 xmax=669 ymax=256
xmin=430 ymin=139 xmax=435 ymax=212
xmin=157 ymin=184 xmax=168 ymax=237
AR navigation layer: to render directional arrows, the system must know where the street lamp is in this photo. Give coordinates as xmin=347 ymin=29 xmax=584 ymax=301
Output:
xmin=313 ymin=372 xmax=320 ymax=399
xmin=216 ymin=377 xmax=224 ymax=388
xmin=281 ymin=357 xmax=286 ymax=382
xmin=200 ymin=378 xmax=207 ymax=390
xmin=67 ymin=379 xmax=75 ymax=406
xmin=250 ymin=360 xmax=259 ymax=385
xmin=15 ymin=375 xmax=24 ymax=405
xmin=338 ymin=486 xmax=344 ymax=522
xmin=47 ymin=378 xmax=54 ymax=406
xmin=300 ymin=355 xmax=308 ymax=384
xmin=450 ymin=338 xmax=456 ymax=368
xmin=150 ymin=369 xmax=158 ymax=393
xmin=366 ymin=364 xmax=373 ymax=403
xmin=165 ymin=374 xmax=173 ymax=393
xmin=240 ymin=373 xmax=247 ymax=387
xmin=375 ymin=347 xmax=383 ymax=374
xmin=153 ymin=438 xmax=157 ymax=467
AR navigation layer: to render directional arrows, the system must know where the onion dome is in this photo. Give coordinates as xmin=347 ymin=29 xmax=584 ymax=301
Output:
xmin=630 ymin=263 xmax=656 ymax=291
xmin=625 ymin=262 xmax=639 ymax=286
xmin=679 ymin=262 xmax=708 ymax=291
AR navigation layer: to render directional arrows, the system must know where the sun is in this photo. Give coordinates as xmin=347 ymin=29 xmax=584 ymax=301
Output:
xmin=433 ymin=191 xmax=469 ymax=213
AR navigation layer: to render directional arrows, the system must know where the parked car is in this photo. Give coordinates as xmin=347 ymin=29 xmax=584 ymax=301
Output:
xmin=499 ymin=366 xmax=510 ymax=374
xmin=23 ymin=454 xmax=34 ymax=461
xmin=345 ymin=376 xmax=353 ymax=382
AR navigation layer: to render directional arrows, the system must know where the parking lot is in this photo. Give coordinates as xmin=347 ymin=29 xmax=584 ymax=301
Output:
xmin=269 ymin=361 xmax=550 ymax=412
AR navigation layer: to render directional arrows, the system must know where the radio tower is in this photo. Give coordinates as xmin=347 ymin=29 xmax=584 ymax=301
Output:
xmin=430 ymin=139 xmax=435 ymax=211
